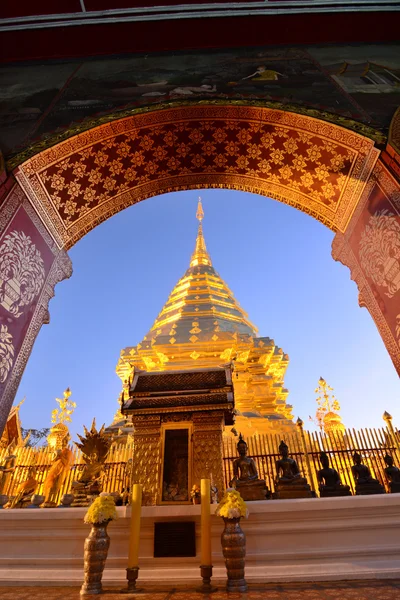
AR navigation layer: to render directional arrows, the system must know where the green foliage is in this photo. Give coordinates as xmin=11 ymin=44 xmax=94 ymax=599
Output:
xmin=21 ymin=427 xmax=50 ymax=447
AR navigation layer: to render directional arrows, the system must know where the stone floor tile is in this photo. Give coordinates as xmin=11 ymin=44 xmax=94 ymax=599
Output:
xmin=0 ymin=582 xmax=400 ymax=600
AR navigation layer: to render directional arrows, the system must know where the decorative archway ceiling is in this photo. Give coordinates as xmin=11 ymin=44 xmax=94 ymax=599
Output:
xmin=16 ymin=104 xmax=378 ymax=249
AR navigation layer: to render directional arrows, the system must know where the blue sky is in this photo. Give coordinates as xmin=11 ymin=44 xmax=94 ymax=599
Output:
xmin=16 ymin=189 xmax=399 ymax=441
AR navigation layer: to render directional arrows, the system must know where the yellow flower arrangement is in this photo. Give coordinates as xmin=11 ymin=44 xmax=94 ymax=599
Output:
xmin=215 ymin=488 xmax=249 ymax=519
xmin=190 ymin=484 xmax=200 ymax=499
xmin=84 ymin=494 xmax=118 ymax=525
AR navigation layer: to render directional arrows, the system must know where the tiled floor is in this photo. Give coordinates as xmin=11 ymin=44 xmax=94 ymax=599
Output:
xmin=0 ymin=581 xmax=399 ymax=600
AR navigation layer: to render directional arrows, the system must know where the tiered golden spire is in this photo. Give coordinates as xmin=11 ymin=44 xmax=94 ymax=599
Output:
xmin=116 ymin=196 xmax=295 ymax=434
xmin=142 ymin=197 xmax=257 ymax=341
xmin=190 ymin=197 xmax=212 ymax=267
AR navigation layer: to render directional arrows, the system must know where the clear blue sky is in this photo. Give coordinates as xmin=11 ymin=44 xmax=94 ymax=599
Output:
xmin=16 ymin=189 xmax=399 ymax=441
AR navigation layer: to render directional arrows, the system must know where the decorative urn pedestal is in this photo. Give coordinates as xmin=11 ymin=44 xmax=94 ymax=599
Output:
xmin=221 ymin=517 xmax=247 ymax=592
xmin=81 ymin=522 xmax=111 ymax=595
xmin=80 ymin=494 xmax=117 ymax=596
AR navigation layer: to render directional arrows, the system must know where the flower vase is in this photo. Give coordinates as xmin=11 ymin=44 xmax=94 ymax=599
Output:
xmin=192 ymin=496 xmax=200 ymax=505
xmin=80 ymin=522 xmax=111 ymax=595
xmin=221 ymin=517 xmax=247 ymax=592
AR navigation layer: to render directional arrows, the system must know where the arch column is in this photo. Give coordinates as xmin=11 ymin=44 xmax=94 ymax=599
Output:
xmin=332 ymin=157 xmax=400 ymax=375
xmin=0 ymin=177 xmax=72 ymax=435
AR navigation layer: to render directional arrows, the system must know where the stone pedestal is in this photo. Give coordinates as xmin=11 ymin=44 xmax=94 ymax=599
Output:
xmin=273 ymin=480 xmax=313 ymax=499
xmin=355 ymin=482 xmax=385 ymax=496
xmin=319 ymin=485 xmax=352 ymax=498
xmin=236 ymin=480 xmax=270 ymax=501
xmin=3 ymin=497 xmax=400 ymax=585
xmin=71 ymin=488 xmax=90 ymax=507
xmin=389 ymin=482 xmax=400 ymax=494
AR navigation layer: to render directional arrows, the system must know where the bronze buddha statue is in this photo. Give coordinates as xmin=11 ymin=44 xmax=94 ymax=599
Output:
xmin=229 ymin=434 xmax=270 ymax=501
xmin=384 ymin=454 xmax=400 ymax=493
xmin=273 ymin=440 xmax=312 ymax=499
xmin=317 ymin=452 xmax=351 ymax=497
xmin=351 ymin=452 xmax=385 ymax=495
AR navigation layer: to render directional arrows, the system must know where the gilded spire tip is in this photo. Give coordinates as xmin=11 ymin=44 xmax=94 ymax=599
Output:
xmin=190 ymin=197 xmax=211 ymax=267
xmin=196 ymin=197 xmax=204 ymax=223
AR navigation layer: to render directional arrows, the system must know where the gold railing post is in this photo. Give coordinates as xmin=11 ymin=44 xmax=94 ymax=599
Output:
xmin=383 ymin=412 xmax=400 ymax=458
xmin=296 ymin=418 xmax=316 ymax=494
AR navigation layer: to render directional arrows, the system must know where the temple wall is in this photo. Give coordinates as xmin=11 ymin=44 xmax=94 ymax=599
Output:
xmin=0 ymin=177 xmax=72 ymax=435
xmin=332 ymin=157 xmax=400 ymax=374
xmin=0 ymin=495 xmax=400 ymax=586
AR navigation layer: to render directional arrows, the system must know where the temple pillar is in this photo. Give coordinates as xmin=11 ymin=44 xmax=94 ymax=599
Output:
xmin=0 ymin=176 xmax=72 ymax=436
xmin=192 ymin=411 xmax=225 ymax=498
xmin=130 ymin=415 xmax=162 ymax=506
xmin=332 ymin=153 xmax=400 ymax=375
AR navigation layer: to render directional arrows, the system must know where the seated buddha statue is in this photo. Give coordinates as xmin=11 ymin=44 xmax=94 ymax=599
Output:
xmin=351 ymin=452 xmax=385 ymax=495
xmin=384 ymin=454 xmax=400 ymax=494
xmin=273 ymin=440 xmax=312 ymax=499
xmin=317 ymin=452 xmax=351 ymax=497
xmin=229 ymin=434 xmax=270 ymax=501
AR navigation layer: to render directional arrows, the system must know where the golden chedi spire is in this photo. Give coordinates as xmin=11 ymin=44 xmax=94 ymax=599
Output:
xmin=142 ymin=198 xmax=257 ymax=344
xmin=190 ymin=197 xmax=212 ymax=267
xmin=116 ymin=196 xmax=295 ymax=435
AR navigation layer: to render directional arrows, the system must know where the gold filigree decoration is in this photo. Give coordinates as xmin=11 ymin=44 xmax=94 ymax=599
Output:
xmin=6 ymin=99 xmax=385 ymax=171
xmin=0 ymin=325 xmax=14 ymax=384
xmin=16 ymin=104 xmax=378 ymax=250
xmin=220 ymin=348 xmax=234 ymax=361
xmin=51 ymin=387 xmax=76 ymax=425
xmin=0 ymin=230 xmax=45 ymax=317
xmin=359 ymin=209 xmax=400 ymax=299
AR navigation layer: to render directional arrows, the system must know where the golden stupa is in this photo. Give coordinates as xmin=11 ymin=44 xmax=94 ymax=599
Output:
xmin=116 ymin=199 xmax=295 ymax=436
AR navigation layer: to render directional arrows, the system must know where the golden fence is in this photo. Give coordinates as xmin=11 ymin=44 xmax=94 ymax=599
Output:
xmin=1 ymin=425 xmax=399 ymax=503
xmin=223 ymin=425 xmax=400 ymax=495
xmin=0 ymin=442 xmax=134 ymax=505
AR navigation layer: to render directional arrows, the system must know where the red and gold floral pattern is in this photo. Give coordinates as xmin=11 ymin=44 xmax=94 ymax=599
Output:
xmin=332 ymin=159 xmax=400 ymax=374
xmin=0 ymin=181 xmax=72 ymax=437
xmin=15 ymin=105 xmax=378 ymax=249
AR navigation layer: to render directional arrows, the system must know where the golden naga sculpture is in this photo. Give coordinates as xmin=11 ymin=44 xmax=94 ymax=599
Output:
xmin=72 ymin=420 xmax=111 ymax=506
xmin=313 ymin=377 xmax=345 ymax=436
xmin=47 ymin=387 xmax=76 ymax=451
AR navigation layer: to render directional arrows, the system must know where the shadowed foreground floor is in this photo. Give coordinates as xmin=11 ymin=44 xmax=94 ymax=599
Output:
xmin=0 ymin=581 xmax=400 ymax=600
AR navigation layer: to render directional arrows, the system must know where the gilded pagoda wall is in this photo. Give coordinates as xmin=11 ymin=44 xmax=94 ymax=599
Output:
xmin=130 ymin=415 xmax=161 ymax=506
xmin=192 ymin=411 xmax=225 ymax=497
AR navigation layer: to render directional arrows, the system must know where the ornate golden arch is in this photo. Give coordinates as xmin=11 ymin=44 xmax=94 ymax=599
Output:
xmin=1 ymin=101 xmax=399 ymax=437
xmin=15 ymin=104 xmax=378 ymax=250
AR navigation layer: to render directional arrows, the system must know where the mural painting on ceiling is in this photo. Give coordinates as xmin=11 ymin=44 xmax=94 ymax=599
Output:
xmin=1 ymin=44 xmax=399 ymax=160
xmin=309 ymin=45 xmax=400 ymax=131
